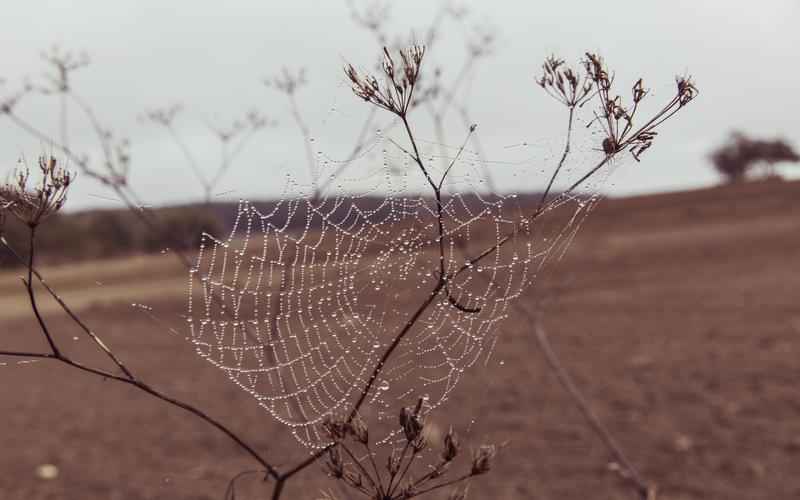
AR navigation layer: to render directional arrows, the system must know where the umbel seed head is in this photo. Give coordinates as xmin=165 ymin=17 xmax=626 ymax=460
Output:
xmin=345 ymin=45 xmax=426 ymax=117
xmin=471 ymin=444 xmax=497 ymax=475
xmin=399 ymin=403 xmax=424 ymax=443
xmin=0 ymin=155 xmax=74 ymax=227
xmin=442 ymin=426 xmax=460 ymax=462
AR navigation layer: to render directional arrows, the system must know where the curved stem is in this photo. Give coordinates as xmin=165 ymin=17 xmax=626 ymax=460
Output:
xmin=25 ymin=227 xmax=60 ymax=357
xmin=348 ymin=282 xmax=443 ymax=422
xmin=6 ymin=231 xmax=282 ymax=480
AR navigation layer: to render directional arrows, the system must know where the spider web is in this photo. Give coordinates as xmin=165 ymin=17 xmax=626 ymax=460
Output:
xmin=186 ymin=126 xmax=616 ymax=448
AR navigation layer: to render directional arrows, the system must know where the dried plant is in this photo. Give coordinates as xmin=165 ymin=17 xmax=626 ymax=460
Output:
xmin=537 ymin=55 xmax=594 ymax=109
xmin=144 ymin=104 xmax=274 ymax=202
xmin=0 ymin=36 xmax=698 ymax=500
xmin=39 ymin=45 xmax=90 ymax=94
xmin=346 ymin=46 xmax=426 ymax=117
xmin=348 ymin=0 xmax=392 ymax=45
xmin=2 ymin=46 xmax=134 ymax=195
xmin=320 ymin=400 xmax=496 ymax=500
xmin=38 ymin=45 xmax=90 ymax=148
xmin=583 ymin=52 xmax=697 ymax=160
xmin=0 ymin=155 xmax=74 ymax=228
xmin=347 ymin=1 xmax=498 ymax=192
xmin=264 ymin=67 xmax=321 ymax=197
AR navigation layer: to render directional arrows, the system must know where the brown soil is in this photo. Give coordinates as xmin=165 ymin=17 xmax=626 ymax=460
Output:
xmin=1 ymin=179 xmax=798 ymax=500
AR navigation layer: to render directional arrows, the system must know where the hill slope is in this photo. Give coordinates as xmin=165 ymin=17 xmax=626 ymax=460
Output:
xmin=1 ymin=179 xmax=798 ymax=500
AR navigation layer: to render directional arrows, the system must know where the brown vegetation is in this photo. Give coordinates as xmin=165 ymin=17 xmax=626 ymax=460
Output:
xmin=1 ymin=179 xmax=798 ymax=499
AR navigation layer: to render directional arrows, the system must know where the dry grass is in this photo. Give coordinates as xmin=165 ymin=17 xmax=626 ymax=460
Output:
xmin=1 ymin=179 xmax=799 ymax=499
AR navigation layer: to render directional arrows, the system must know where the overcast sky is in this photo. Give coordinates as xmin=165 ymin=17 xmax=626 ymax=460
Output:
xmin=2 ymin=0 xmax=798 ymax=210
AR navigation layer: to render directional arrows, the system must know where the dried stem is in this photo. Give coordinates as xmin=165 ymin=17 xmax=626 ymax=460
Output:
xmin=288 ymin=92 xmax=319 ymax=199
xmin=537 ymin=106 xmax=575 ymax=212
xmin=411 ymin=473 xmax=472 ymax=497
xmin=4 ymin=104 xmax=325 ymax=500
xmin=1 ymin=232 xmax=282 ymax=480
xmin=348 ymin=281 xmax=444 ymax=421
xmin=532 ymin=320 xmax=653 ymax=499
xmin=24 ymin=227 xmax=60 ymax=356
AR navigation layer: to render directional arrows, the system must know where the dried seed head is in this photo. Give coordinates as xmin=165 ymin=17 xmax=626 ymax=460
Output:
xmin=0 ymin=155 xmax=75 ymax=227
xmin=265 ymin=67 xmax=307 ymax=95
xmin=676 ymin=75 xmax=698 ymax=105
xmin=538 ymin=55 xmax=593 ymax=108
xmin=602 ymin=137 xmax=619 ymax=156
xmin=632 ymin=79 xmax=647 ymax=103
xmin=579 ymin=51 xmax=698 ymax=163
xmin=345 ymin=45 xmax=426 ymax=117
xmin=583 ymin=52 xmax=612 ymax=91
xmin=466 ymin=22 xmax=496 ymax=58
xmin=39 ymin=45 xmax=89 ymax=94
xmin=144 ymin=104 xmax=182 ymax=127
xmin=349 ymin=413 xmax=369 ymax=444
xmin=470 ymin=444 xmax=497 ymax=475
xmin=322 ymin=414 xmax=350 ymax=442
xmin=386 ymin=447 xmax=402 ymax=476
xmin=442 ymin=426 xmax=460 ymax=462
xmin=399 ymin=405 xmax=424 ymax=443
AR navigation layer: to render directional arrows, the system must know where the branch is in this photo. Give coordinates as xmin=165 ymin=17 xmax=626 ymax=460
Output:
xmin=348 ymin=282 xmax=443 ymax=422
xmin=537 ymin=106 xmax=575 ymax=212
xmin=452 ymin=154 xmax=612 ymax=280
xmin=532 ymin=320 xmax=653 ymax=499
xmin=2 ymin=232 xmax=282 ymax=480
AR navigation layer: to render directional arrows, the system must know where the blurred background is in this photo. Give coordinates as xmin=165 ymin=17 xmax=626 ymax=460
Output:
xmin=1 ymin=2 xmax=799 ymax=500
xmin=1 ymin=0 xmax=798 ymax=208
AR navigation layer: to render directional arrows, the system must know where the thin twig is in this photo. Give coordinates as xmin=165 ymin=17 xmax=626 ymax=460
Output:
xmin=3 ymin=231 xmax=282 ymax=480
xmin=348 ymin=282 xmax=443 ymax=422
xmin=288 ymin=93 xmax=319 ymax=199
xmin=537 ymin=106 xmax=575 ymax=212
xmin=532 ymin=320 xmax=653 ymax=499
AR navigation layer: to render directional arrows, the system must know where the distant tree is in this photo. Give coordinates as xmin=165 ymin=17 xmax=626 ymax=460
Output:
xmin=710 ymin=132 xmax=800 ymax=182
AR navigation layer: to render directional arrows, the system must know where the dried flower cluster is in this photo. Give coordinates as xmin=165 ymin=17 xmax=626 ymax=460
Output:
xmin=345 ymin=45 xmax=426 ymax=117
xmin=210 ymin=110 xmax=272 ymax=142
xmin=143 ymin=103 xmax=183 ymax=127
xmin=0 ymin=155 xmax=74 ymax=227
xmin=465 ymin=22 xmax=496 ymax=59
xmin=321 ymin=399 xmax=495 ymax=500
xmin=582 ymin=52 xmax=698 ymax=160
xmin=143 ymin=104 xmax=272 ymax=201
xmin=39 ymin=45 xmax=90 ymax=94
xmin=265 ymin=67 xmax=307 ymax=96
xmin=537 ymin=55 xmax=594 ymax=108
xmin=348 ymin=0 xmax=392 ymax=43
